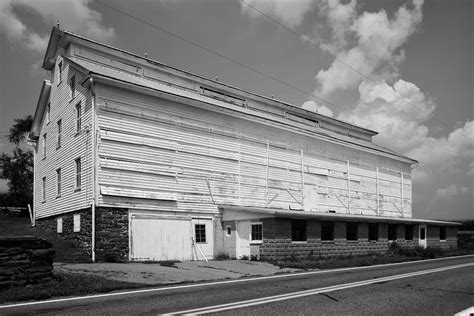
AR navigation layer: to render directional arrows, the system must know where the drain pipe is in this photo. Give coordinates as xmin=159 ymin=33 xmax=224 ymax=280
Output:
xmin=90 ymin=76 xmax=97 ymax=263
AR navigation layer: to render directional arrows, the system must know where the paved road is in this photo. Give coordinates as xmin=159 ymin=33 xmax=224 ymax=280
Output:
xmin=1 ymin=255 xmax=473 ymax=315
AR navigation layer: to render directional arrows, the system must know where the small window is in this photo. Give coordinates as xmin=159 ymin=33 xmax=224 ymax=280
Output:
xmin=368 ymin=223 xmax=379 ymax=241
xmin=75 ymin=102 xmax=82 ymax=133
xmin=226 ymin=226 xmax=231 ymax=236
xmin=57 ymin=120 xmax=62 ymax=148
xmin=346 ymin=222 xmax=358 ymax=241
xmin=56 ymin=168 xmax=61 ymax=197
xmin=195 ymin=224 xmax=206 ymax=243
xmin=73 ymin=214 xmax=81 ymax=232
xmin=57 ymin=61 xmax=63 ymax=84
xmin=70 ymin=75 xmax=76 ymax=100
xmin=46 ymin=103 xmax=50 ymax=124
xmin=57 ymin=217 xmax=63 ymax=233
xmin=388 ymin=224 xmax=397 ymax=241
xmin=321 ymin=221 xmax=334 ymax=241
xmin=75 ymin=158 xmax=82 ymax=190
xmin=420 ymin=226 xmax=426 ymax=240
xmin=42 ymin=177 xmax=46 ymax=202
xmin=405 ymin=225 xmax=414 ymax=240
xmin=43 ymin=134 xmax=47 ymax=158
xmin=251 ymin=223 xmax=263 ymax=242
xmin=440 ymin=227 xmax=446 ymax=241
xmin=291 ymin=219 xmax=306 ymax=241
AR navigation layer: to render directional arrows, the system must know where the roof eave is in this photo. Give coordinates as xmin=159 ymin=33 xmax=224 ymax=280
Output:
xmin=28 ymin=80 xmax=52 ymax=142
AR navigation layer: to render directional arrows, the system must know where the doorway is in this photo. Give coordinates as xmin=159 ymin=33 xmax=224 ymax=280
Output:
xmin=419 ymin=225 xmax=427 ymax=249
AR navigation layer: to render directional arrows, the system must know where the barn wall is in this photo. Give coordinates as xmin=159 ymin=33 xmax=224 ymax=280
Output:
xmin=34 ymin=56 xmax=94 ymax=219
xmin=94 ymin=84 xmax=412 ymax=218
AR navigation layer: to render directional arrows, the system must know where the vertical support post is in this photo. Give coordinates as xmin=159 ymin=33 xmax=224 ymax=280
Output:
xmin=346 ymin=160 xmax=351 ymax=214
xmin=265 ymin=141 xmax=269 ymax=207
xmin=400 ymin=172 xmax=404 ymax=217
xmin=238 ymin=136 xmax=241 ymax=205
xmin=376 ymin=167 xmax=379 ymax=216
xmin=301 ymin=149 xmax=305 ymax=206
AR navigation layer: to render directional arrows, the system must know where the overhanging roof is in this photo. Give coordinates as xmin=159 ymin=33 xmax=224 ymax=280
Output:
xmin=220 ymin=205 xmax=460 ymax=226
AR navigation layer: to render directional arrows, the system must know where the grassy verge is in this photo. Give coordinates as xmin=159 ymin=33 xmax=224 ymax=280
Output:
xmin=269 ymin=246 xmax=474 ymax=270
xmin=0 ymin=272 xmax=147 ymax=304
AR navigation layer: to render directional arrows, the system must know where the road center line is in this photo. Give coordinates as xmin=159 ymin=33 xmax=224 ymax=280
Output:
xmin=169 ymin=262 xmax=474 ymax=315
xmin=1 ymin=254 xmax=473 ymax=310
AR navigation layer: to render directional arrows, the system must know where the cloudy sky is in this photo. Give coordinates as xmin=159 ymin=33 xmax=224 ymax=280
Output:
xmin=0 ymin=0 xmax=472 ymax=220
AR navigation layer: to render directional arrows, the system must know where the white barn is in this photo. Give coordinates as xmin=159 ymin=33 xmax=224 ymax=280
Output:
xmin=29 ymin=28 xmax=458 ymax=262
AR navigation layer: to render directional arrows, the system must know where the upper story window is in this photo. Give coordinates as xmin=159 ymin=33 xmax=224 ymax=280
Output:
xmin=75 ymin=157 xmax=82 ymax=190
xmin=57 ymin=61 xmax=63 ymax=84
xmin=42 ymin=134 xmax=47 ymax=158
xmin=70 ymin=75 xmax=76 ymax=100
xmin=56 ymin=168 xmax=61 ymax=197
xmin=46 ymin=103 xmax=50 ymax=124
xmin=42 ymin=177 xmax=46 ymax=202
xmin=76 ymin=102 xmax=82 ymax=133
xmin=57 ymin=120 xmax=62 ymax=148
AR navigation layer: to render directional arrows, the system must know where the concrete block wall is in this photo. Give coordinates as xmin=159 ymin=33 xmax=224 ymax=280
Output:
xmin=258 ymin=218 xmax=453 ymax=261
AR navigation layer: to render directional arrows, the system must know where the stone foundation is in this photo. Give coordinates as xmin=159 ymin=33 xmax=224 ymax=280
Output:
xmin=0 ymin=237 xmax=54 ymax=288
xmin=95 ymin=207 xmax=129 ymax=262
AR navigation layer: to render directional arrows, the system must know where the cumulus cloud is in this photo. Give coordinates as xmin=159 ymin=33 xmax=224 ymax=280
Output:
xmin=314 ymin=0 xmax=423 ymax=97
xmin=301 ymin=100 xmax=334 ymax=117
xmin=240 ymin=0 xmax=314 ymax=29
xmin=0 ymin=0 xmax=115 ymax=53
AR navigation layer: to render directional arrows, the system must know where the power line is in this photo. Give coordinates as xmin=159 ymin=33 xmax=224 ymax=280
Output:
xmin=94 ymin=0 xmax=463 ymax=160
xmin=240 ymin=0 xmax=473 ymax=142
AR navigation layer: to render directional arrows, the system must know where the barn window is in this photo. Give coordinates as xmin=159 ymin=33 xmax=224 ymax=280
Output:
xmin=405 ymin=225 xmax=414 ymax=240
xmin=76 ymin=102 xmax=82 ymax=133
xmin=321 ymin=221 xmax=334 ymax=241
xmin=346 ymin=222 xmax=358 ymax=241
xmin=226 ymin=226 xmax=232 ymax=236
xmin=369 ymin=223 xmax=379 ymax=241
xmin=43 ymin=134 xmax=47 ymax=158
xmin=388 ymin=224 xmax=397 ymax=241
xmin=57 ymin=119 xmax=62 ymax=148
xmin=291 ymin=219 xmax=306 ymax=241
xmin=56 ymin=168 xmax=61 ymax=197
xmin=42 ymin=177 xmax=46 ymax=202
xmin=73 ymin=214 xmax=81 ymax=232
xmin=57 ymin=61 xmax=63 ymax=84
xmin=440 ymin=227 xmax=446 ymax=241
xmin=57 ymin=217 xmax=63 ymax=234
xmin=251 ymin=223 xmax=263 ymax=242
xmin=195 ymin=224 xmax=206 ymax=243
xmin=70 ymin=75 xmax=76 ymax=100
xmin=75 ymin=158 xmax=82 ymax=190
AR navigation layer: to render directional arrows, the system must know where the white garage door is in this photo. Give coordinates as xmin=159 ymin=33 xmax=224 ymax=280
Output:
xmin=130 ymin=215 xmax=193 ymax=261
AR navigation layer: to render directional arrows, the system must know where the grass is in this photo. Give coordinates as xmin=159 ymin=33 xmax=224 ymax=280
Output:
xmin=0 ymin=272 xmax=146 ymax=304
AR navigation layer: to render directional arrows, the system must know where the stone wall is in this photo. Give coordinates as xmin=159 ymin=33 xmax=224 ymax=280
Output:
xmin=35 ymin=208 xmax=92 ymax=262
xmin=95 ymin=207 xmax=129 ymax=262
xmin=0 ymin=237 xmax=54 ymax=288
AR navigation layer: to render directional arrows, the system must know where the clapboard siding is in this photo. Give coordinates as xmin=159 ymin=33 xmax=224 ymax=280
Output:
xmin=34 ymin=57 xmax=93 ymax=219
xmin=95 ymin=84 xmax=412 ymax=218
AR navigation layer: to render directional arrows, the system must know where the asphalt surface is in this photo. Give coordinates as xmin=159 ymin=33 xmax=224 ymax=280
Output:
xmin=1 ymin=255 xmax=473 ymax=315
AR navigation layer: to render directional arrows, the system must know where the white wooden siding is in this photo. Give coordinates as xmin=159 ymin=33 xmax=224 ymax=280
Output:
xmin=34 ymin=57 xmax=93 ymax=219
xmin=95 ymin=84 xmax=412 ymax=218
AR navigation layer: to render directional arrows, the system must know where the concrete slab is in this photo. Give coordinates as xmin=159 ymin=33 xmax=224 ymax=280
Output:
xmin=54 ymin=260 xmax=300 ymax=285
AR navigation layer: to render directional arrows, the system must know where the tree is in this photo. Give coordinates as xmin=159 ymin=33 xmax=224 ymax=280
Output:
xmin=0 ymin=115 xmax=33 ymax=207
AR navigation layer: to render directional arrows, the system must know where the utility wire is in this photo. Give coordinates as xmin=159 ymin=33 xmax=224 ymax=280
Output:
xmin=94 ymin=0 xmax=463 ymax=160
xmin=240 ymin=0 xmax=473 ymax=142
